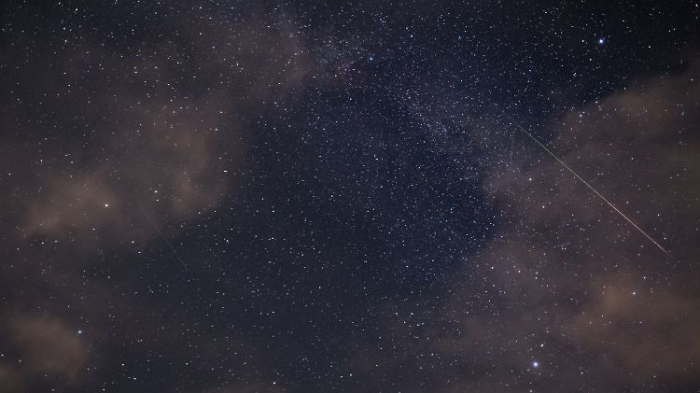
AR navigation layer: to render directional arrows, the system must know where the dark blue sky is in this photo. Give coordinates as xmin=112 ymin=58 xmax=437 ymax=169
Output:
xmin=1 ymin=1 xmax=699 ymax=392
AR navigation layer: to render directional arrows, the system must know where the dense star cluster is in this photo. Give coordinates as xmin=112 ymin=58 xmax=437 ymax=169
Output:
xmin=1 ymin=1 xmax=700 ymax=392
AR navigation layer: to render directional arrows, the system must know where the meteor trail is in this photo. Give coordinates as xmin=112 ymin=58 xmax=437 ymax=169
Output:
xmin=503 ymin=115 xmax=671 ymax=257
xmin=138 ymin=204 xmax=189 ymax=269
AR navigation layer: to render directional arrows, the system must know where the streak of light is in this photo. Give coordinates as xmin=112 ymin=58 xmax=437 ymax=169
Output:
xmin=503 ymin=114 xmax=671 ymax=257
xmin=138 ymin=204 xmax=189 ymax=269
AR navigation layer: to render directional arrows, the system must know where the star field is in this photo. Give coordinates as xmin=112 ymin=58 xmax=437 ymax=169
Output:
xmin=1 ymin=1 xmax=700 ymax=392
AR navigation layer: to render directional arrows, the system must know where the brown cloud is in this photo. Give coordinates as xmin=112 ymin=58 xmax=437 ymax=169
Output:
xmin=567 ymin=273 xmax=700 ymax=380
xmin=1 ymin=14 xmax=312 ymax=251
xmin=0 ymin=364 xmax=22 ymax=393
xmin=0 ymin=12 xmax=313 ymax=392
xmin=347 ymin=58 xmax=700 ymax=392
xmin=10 ymin=313 xmax=88 ymax=378
xmin=488 ymin=59 xmax=700 ymax=261
xmin=0 ymin=311 xmax=89 ymax=392
xmin=20 ymin=92 xmax=231 ymax=246
xmin=475 ymin=58 xmax=700 ymax=389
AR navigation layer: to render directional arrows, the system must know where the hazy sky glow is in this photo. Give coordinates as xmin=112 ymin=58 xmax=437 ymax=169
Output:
xmin=1 ymin=2 xmax=699 ymax=392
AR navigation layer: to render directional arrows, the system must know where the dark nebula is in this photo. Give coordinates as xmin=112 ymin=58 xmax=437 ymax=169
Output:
xmin=1 ymin=1 xmax=700 ymax=392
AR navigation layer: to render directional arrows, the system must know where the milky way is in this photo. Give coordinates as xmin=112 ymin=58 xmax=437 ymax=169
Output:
xmin=1 ymin=2 xmax=699 ymax=392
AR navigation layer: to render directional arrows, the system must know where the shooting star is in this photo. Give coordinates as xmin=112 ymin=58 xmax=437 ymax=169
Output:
xmin=503 ymin=114 xmax=671 ymax=257
xmin=138 ymin=204 xmax=189 ymax=269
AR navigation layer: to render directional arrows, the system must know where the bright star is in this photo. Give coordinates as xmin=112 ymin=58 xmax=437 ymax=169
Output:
xmin=598 ymin=37 xmax=605 ymax=45
xmin=532 ymin=361 xmax=539 ymax=368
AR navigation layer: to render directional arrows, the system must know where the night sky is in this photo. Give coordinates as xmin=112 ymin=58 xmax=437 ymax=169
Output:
xmin=2 ymin=1 xmax=700 ymax=392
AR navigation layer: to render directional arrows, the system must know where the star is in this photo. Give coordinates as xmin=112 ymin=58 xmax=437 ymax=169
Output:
xmin=0 ymin=2 xmax=696 ymax=393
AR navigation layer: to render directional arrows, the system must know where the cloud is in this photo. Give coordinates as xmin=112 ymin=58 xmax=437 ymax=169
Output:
xmin=0 ymin=364 xmax=22 ymax=393
xmin=347 ymin=58 xmax=700 ymax=392
xmin=473 ymin=58 xmax=700 ymax=390
xmin=487 ymin=58 xmax=700 ymax=261
xmin=566 ymin=274 xmax=700 ymax=382
xmin=1 ymin=13 xmax=312 ymax=251
xmin=18 ymin=92 xmax=231 ymax=246
xmin=0 ymin=311 xmax=89 ymax=392
xmin=0 ymin=10 xmax=313 ymax=391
